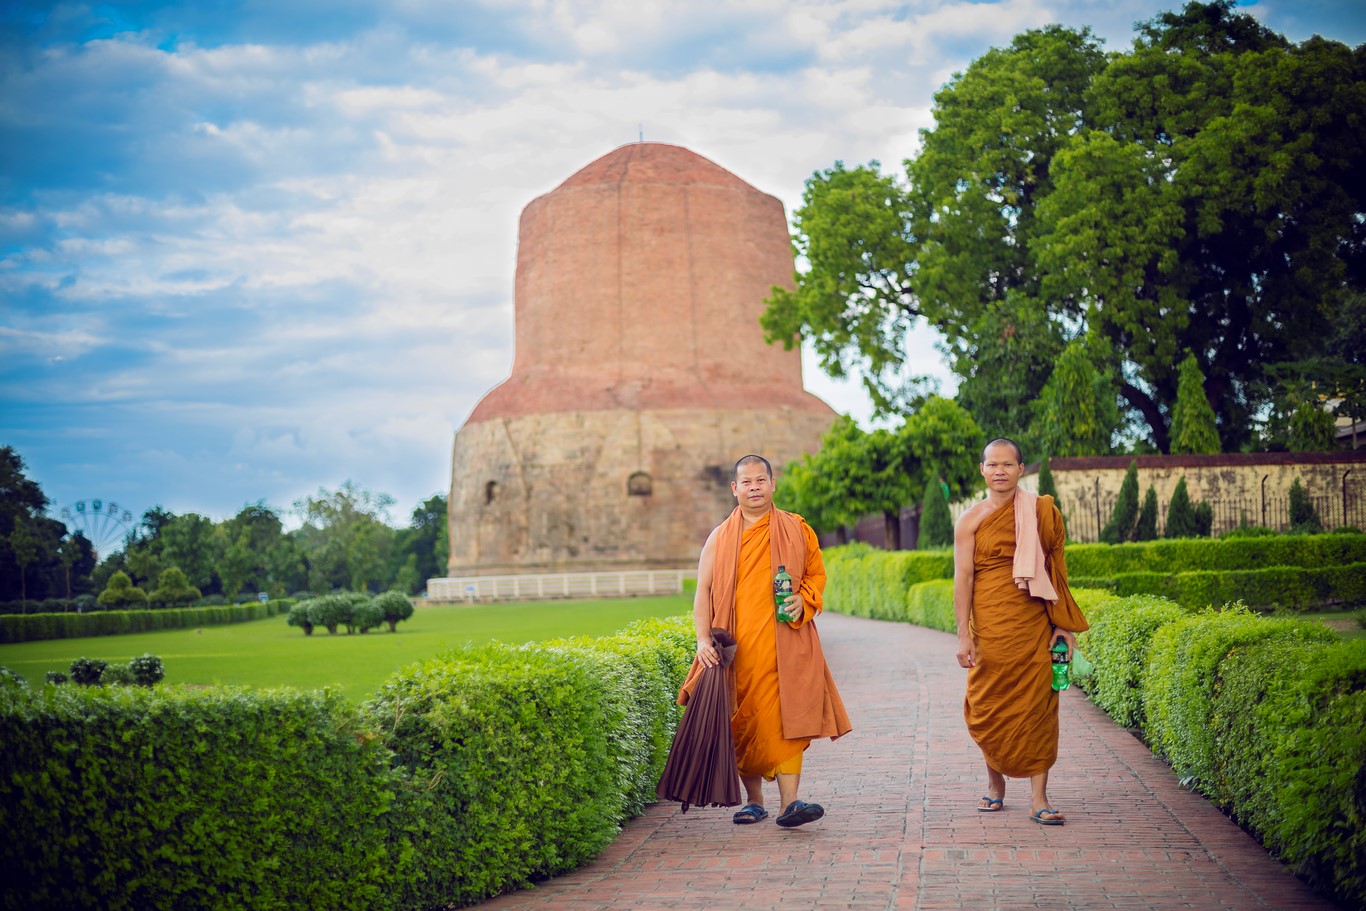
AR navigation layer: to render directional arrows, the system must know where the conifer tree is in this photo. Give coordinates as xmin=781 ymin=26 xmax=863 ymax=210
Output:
xmin=1287 ymin=477 xmax=1323 ymax=533
xmin=1100 ymin=461 xmax=1139 ymax=543
xmin=1135 ymin=486 xmax=1159 ymax=541
xmin=1288 ymin=397 xmax=1338 ymax=452
xmin=1037 ymin=456 xmax=1058 ymax=501
xmin=1169 ymin=353 xmax=1222 ymax=454
xmin=918 ymin=475 xmax=954 ymax=549
xmin=1194 ymin=501 xmax=1214 ymax=537
xmin=1166 ymin=477 xmax=1199 ymax=538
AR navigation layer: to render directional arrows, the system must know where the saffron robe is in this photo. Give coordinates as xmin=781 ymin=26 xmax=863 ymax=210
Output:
xmin=679 ymin=507 xmax=852 ymax=777
xmin=964 ymin=494 xmax=1088 ymax=778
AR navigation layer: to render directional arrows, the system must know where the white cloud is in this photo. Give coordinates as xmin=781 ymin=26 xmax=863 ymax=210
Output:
xmin=4 ymin=0 xmax=1363 ymax=522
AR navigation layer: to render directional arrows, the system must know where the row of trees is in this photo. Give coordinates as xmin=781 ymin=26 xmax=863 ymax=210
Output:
xmin=0 ymin=446 xmax=450 ymax=609
xmin=762 ymin=0 xmax=1363 ymax=460
xmin=776 ymin=395 xmax=984 ymax=549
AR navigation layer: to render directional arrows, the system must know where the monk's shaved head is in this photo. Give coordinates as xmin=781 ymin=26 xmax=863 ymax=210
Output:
xmin=982 ymin=438 xmax=1023 ymax=464
xmin=734 ymin=454 xmax=773 ymax=480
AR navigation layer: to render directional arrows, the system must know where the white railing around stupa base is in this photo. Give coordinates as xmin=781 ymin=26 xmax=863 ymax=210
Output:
xmin=426 ymin=569 xmax=695 ymax=603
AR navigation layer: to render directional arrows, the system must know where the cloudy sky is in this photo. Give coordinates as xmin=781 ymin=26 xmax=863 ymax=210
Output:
xmin=3 ymin=0 xmax=1363 ymax=538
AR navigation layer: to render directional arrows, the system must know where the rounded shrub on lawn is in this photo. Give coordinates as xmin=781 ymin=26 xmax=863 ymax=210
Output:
xmin=371 ymin=591 xmax=414 ymax=632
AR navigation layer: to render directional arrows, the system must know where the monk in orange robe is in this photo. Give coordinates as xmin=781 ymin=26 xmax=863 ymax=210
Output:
xmin=953 ymin=438 xmax=1088 ymax=825
xmin=680 ymin=454 xmax=852 ymax=827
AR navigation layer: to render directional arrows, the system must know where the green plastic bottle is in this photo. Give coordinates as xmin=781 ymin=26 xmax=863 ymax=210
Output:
xmin=774 ymin=565 xmax=794 ymax=621
xmin=1050 ymin=640 xmax=1071 ymax=691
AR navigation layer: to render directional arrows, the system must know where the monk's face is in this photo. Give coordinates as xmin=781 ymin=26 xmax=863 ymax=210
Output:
xmin=732 ymin=464 xmax=775 ymax=515
xmin=979 ymin=443 xmax=1023 ymax=494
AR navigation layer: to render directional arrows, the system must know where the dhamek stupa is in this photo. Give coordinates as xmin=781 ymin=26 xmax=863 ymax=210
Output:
xmin=447 ymin=142 xmax=836 ymax=575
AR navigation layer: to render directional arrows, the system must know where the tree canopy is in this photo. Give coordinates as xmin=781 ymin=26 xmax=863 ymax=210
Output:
xmin=777 ymin=396 xmax=984 ymax=549
xmin=764 ymin=0 xmax=1365 ymax=454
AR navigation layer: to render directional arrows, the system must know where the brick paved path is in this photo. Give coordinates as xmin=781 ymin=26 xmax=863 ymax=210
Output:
xmin=473 ymin=612 xmax=1340 ymax=911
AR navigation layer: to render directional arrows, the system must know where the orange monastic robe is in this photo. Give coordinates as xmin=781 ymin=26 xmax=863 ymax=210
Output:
xmin=732 ymin=514 xmax=822 ymax=776
xmin=965 ymin=495 xmax=1088 ymax=778
xmin=679 ymin=508 xmax=852 ymax=779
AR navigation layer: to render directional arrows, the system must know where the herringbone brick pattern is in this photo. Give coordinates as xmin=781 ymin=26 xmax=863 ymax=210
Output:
xmin=472 ymin=612 xmax=1341 ymax=911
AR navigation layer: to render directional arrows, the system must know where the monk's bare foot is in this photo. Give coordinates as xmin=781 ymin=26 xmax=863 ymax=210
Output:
xmin=1030 ymin=806 xmax=1064 ymax=825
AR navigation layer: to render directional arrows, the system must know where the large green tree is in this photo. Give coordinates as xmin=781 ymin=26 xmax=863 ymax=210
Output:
xmin=388 ymin=494 xmax=448 ymax=594
xmin=764 ymin=2 xmax=1365 ymax=453
xmin=122 ymin=509 xmax=223 ymax=594
xmin=0 ymin=446 xmax=72 ymax=602
xmin=777 ymin=397 xmax=983 ymax=550
xmin=1169 ymin=354 xmax=1223 ymax=454
xmin=293 ymin=482 xmax=397 ymax=593
xmin=1032 ymin=339 xmax=1122 ymax=457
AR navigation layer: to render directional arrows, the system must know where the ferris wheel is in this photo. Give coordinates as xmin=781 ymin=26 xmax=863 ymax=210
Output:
xmin=58 ymin=499 xmax=136 ymax=562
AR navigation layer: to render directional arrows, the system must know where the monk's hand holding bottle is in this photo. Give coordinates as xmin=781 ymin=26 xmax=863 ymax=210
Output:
xmin=778 ymin=592 xmax=803 ymax=623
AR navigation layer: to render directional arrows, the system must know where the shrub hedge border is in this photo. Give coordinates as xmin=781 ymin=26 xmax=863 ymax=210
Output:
xmin=1072 ymin=563 xmax=1366 ymax=611
xmin=823 ymin=543 xmax=1365 ymax=909
xmin=827 ymin=535 xmax=1366 ymax=613
xmin=0 ymin=615 xmax=695 ymax=911
xmin=0 ymin=600 xmax=294 ymax=644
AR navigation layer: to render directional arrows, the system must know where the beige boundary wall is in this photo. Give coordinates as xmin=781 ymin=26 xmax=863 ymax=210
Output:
xmin=1041 ymin=451 xmax=1366 ymax=542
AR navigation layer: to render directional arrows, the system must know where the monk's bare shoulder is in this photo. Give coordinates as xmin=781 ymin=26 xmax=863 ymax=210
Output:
xmin=955 ymin=499 xmax=993 ymax=538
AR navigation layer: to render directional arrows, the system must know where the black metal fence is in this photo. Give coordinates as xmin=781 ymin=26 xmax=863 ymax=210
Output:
xmin=1061 ymin=491 xmax=1364 ymax=543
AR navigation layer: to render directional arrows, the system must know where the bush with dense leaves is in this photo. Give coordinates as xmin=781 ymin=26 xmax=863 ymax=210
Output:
xmin=128 ymin=654 xmax=165 ymax=686
xmin=372 ymin=591 xmax=414 ymax=632
xmin=352 ymin=600 xmax=385 ymax=633
xmin=68 ymin=657 xmax=107 ymax=686
xmin=824 ymin=543 xmax=952 ymax=621
xmin=1210 ymin=636 xmax=1366 ymax=904
xmin=286 ymin=602 xmax=315 ymax=635
xmin=97 ymin=571 xmax=148 ymax=610
xmin=1142 ymin=607 xmax=1336 ymax=791
xmin=0 ymin=685 xmax=405 ymax=911
xmin=0 ymin=614 xmax=698 ymax=911
xmin=148 ymin=567 xmax=202 ymax=609
xmin=302 ymin=594 xmax=357 ymax=635
xmin=1074 ymin=595 xmax=1186 ymax=729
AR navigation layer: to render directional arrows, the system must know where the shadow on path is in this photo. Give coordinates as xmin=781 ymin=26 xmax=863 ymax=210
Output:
xmin=472 ymin=612 xmax=1340 ymax=911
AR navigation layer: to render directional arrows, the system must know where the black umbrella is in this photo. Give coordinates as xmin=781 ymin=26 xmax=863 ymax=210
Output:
xmin=656 ymin=628 xmax=741 ymax=812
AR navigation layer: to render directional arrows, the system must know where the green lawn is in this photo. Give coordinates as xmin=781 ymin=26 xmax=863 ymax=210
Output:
xmin=0 ymin=595 xmax=692 ymax=702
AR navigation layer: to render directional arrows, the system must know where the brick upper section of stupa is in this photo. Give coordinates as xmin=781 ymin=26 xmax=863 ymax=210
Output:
xmin=466 ymin=142 xmax=830 ymax=423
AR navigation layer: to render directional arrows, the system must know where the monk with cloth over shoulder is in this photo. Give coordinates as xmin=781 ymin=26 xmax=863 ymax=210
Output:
xmin=680 ymin=454 xmax=852 ymax=827
xmin=954 ymin=438 xmax=1089 ymax=825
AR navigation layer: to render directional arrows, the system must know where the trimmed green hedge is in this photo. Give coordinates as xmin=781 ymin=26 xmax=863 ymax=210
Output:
xmin=0 ymin=615 xmax=696 ymax=911
xmin=1073 ymin=563 xmax=1366 ymax=612
xmin=1211 ymin=637 xmax=1366 ymax=903
xmin=825 ymin=534 xmax=1366 ymax=614
xmin=0 ymin=684 xmax=403 ymax=911
xmin=1076 ymin=595 xmax=1186 ymax=729
xmin=1080 ymin=562 xmax=1366 ymax=611
xmin=1140 ymin=609 xmax=1338 ymax=790
xmin=825 ymin=543 xmax=952 ymax=621
xmin=821 ymin=544 xmax=1365 ymax=909
xmin=0 ymin=600 xmax=295 ymax=644
xmin=1065 ymin=533 xmax=1366 ymax=577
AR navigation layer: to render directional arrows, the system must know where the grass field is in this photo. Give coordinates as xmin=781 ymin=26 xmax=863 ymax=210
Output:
xmin=0 ymin=595 xmax=692 ymax=703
